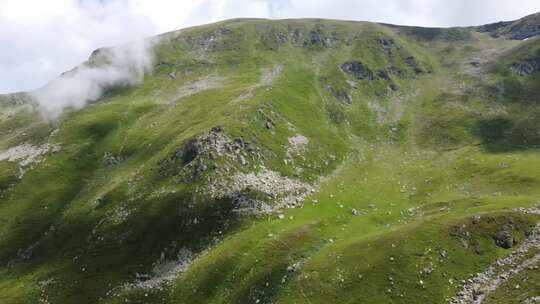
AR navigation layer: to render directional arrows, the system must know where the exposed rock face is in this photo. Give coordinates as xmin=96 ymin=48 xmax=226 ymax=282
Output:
xmin=159 ymin=127 xmax=261 ymax=182
xmin=341 ymin=60 xmax=417 ymax=81
xmin=493 ymin=229 xmax=516 ymax=249
xmin=177 ymin=28 xmax=236 ymax=52
xmin=514 ymin=23 xmax=540 ymax=40
xmin=208 ymin=169 xmax=314 ymax=214
xmin=378 ymin=36 xmax=400 ymax=55
xmin=160 ymin=128 xmax=314 ymax=214
xmin=509 ymin=57 xmax=540 ymax=76
xmin=450 ymin=219 xmax=540 ymax=304
xmin=264 ymin=120 xmax=274 ymax=129
xmin=515 ymin=203 xmax=540 ymax=215
xmin=261 ymin=65 xmax=283 ymax=86
xmin=261 ymin=26 xmax=335 ymax=49
xmin=308 ymin=28 xmax=325 ymax=46
xmin=103 ymin=152 xmax=124 ymax=166
xmin=0 ymin=143 xmax=61 ymax=176
xmin=477 ymin=13 xmax=540 ymax=40
xmin=523 ymin=296 xmax=540 ymax=304
xmin=202 ymin=133 xmax=315 ymax=214
xmin=1 ymin=93 xmax=34 ymax=107
xmin=333 ymin=89 xmax=353 ymax=104
xmin=287 ymin=134 xmax=309 ymax=156
xmin=304 ymin=27 xmax=338 ymax=48
xmin=290 ymin=28 xmax=304 ymax=44
xmin=124 ymin=248 xmax=194 ymax=290
xmin=404 ymin=56 xmax=426 ymax=75
xmin=341 ymin=61 xmax=375 ymax=80
xmin=325 ymin=85 xmax=352 ymax=104
xmin=180 ymin=127 xmax=231 ymax=163
xmin=375 ymin=69 xmax=391 ymax=80
xmin=476 ymin=21 xmax=514 ymax=36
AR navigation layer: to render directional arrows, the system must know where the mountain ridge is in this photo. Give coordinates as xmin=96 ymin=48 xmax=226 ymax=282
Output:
xmin=1 ymin=12 xmax=540 ymax=304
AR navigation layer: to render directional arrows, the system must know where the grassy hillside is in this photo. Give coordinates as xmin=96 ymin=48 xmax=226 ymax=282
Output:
xmin=1 ymin=16 xmax=540 ymax=304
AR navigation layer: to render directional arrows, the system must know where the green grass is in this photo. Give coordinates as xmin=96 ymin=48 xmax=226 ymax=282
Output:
xmin=0 ymin=17 xmax=540 ymax=304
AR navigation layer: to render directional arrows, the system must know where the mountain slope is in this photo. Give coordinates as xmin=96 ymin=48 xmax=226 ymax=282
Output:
xmin=1 ymin=14 xmax=540 ymax=304
xmin=478 ymin=12 xmax=540 ymax=40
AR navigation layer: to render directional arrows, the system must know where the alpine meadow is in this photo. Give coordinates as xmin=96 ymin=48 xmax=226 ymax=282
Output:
xmin=1 ymin=10 xmax=540 ymax=304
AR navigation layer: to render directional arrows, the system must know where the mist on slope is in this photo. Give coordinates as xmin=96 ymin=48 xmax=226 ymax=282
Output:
xmin=30 ymin=40 xmax=155 ymax=118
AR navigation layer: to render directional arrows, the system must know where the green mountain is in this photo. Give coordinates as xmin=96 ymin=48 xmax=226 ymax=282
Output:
xmin=1 ymin=13 xmax=540 ymax=304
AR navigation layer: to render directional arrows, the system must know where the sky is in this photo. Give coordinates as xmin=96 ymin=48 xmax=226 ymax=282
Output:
xmin=1 ymin=0 xmax=540 ymax=93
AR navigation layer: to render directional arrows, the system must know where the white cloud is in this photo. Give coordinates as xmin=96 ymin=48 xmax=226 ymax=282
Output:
xmin=31 ymin=40 xmax=154 ymax=118
xmin=1 ymin=0 xmax=540 ymax=94
xmin=0 ymin=0 xmax=157 ymax=94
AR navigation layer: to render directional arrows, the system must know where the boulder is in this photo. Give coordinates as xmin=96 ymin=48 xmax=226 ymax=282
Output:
xmin=264 ymin=120 xmax=274 ymax=129
xmin=493 ymin=230 xmax=516 ymax=249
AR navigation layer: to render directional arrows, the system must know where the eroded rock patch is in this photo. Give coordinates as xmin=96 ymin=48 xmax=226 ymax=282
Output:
xmin=171 ymin=75 xmax=224 ymax=103
xmin=450 ymin=210 xmax=540 ymax=304
xmin=287 ymin=134 xmax=309 ymax=156
xmin=208 ymin=169 xmax=315 ymax=214
xmin=0 ymin=143 xmax=61 ymax=177
xmin=510 ymin=57 xmax=540 ymax=76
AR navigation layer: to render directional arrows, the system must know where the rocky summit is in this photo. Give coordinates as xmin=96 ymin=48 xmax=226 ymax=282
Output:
xmin=1 ymin=12 xmax=540 ymax=304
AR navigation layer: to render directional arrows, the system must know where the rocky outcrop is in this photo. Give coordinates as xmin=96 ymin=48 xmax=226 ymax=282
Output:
xmin=404 ymin=56 xmax=426 ymax=75
xmin=287 ymin=134 xmax=309 ymax=156
xmin=324 ymin=85 xmax=352 ymax=104
xmin=175 ymin=28 xmax=236 ymax=52
xmin=476 ymin=21 xmax=514 ymax=36
xmin=125 ymin=248 xmax=194 ymax=290
xmin=0 ymin=143 xmax=61 ymax=177
xmin=159 ymin=127 xmax=314 ymax=214
xmin=515 ymin=203 xmax=540 ymax=215
xmin=493 ymin=228 xmax=516 ymax=249
xmin=378 ymin=36 xmax=400 ymax=55
xmin=450 ymin=214 xmax=540 ymax=304
xmin=332 ymin=89 xmax=353 ymax=104
xmin=523 ymin=297 xmax=540 ymax=304
xmin=304 ymin=26 xmax=339 ymax=48
xmin=207 ymin=169 xmax=315 ymax=214
xmin=341 ymin=59 xmax=421 ymax=81
xmin=477 ymin=13 xmax=540 ymax=40
xmin=8 ymin=94 xmax=30 ymax=106
xmin=341 ymin=61 xmax=375 ymax=80
xmin=160 ymin=127 xmax=315 ymax=215
xmin=509 ymin=57 xmax=540 ymax=76
xmin=159 ymin=127 xmax=262 ymax=182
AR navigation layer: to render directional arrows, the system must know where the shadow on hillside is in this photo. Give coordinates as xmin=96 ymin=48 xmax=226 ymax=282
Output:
xmin=0 ymin=188 xmax=244 ymax=303
xmin=476 ymin=118 xmax=540 ymax=152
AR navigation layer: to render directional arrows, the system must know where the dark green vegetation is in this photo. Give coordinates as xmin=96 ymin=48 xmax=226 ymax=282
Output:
xmin=1 ymin=13 xmax=540 ymax=304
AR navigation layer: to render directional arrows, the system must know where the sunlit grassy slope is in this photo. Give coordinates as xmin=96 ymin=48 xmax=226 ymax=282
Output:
xmin=1 ymin=16 xmax=540 ymax=304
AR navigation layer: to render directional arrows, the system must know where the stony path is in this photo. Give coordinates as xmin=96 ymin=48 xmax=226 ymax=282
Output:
xmin=449 ymin=205 xmax=540 ymax=304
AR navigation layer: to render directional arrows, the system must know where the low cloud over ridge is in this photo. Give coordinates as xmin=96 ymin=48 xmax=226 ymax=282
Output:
xmin=2 ymin=0 xmax=540 ymax=94
xmin=30 ymin=40 xmax=154 ymax=118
